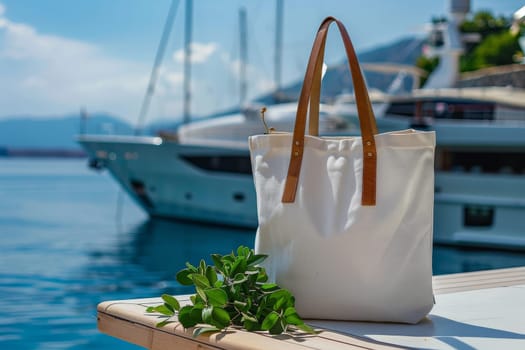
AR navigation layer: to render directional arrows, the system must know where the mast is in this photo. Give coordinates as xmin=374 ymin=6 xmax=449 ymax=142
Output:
xmin=134 ymin=0 xmax=180 ymax=135
xmin=79 ymin=107 xmax=88 ymax=135
xmin=274 ymin=0 xmax=283 ymax=95
xmin=239 ymin=7 xmax=248 ymax=106
xmin=183 ymin=0 xmax=193 ymax=124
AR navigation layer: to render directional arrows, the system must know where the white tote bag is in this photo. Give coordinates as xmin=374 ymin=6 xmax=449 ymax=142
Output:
xmin=249 ymin=17 xmax=435 ymax=324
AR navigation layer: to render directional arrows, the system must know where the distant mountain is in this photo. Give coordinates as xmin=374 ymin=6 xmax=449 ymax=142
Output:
xmin=257 ymin=36 xmax=424 ymax=104
xmin=0 ymin=114 xmax=133 ymax=149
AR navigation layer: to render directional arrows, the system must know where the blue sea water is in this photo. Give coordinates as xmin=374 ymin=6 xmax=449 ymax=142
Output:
xmin=1 ymin=158 xmax=524 ymax=349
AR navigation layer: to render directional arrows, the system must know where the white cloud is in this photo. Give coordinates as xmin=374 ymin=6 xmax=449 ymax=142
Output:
xmin=0 ymin=5 xmax=151 ymax=122
xmin=164 ymin=71 xmax=184 ymax=86
xmin=173 ymin=42 xmax=218 ymax=64
xmin=220 ymin=52 xmax=275 ymax=99
xmin=0 ymin=3 xmax=7 ymax=29
xmin=0 ymin=4 xmax=273 ymax=124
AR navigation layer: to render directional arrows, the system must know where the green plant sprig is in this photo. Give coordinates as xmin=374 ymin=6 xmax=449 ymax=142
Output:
xmin=146 ymin=246 xmax=315 ymax=337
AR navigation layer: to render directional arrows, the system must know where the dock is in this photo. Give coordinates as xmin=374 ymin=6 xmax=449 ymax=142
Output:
xmin=97 ymin=266 xmax=525 ymax=349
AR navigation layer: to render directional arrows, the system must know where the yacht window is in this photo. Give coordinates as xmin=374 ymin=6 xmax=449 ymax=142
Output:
xmin=386 ymin=100 xmax=494 ymax=120
xmin=464 ymin=205 xmax=494 ymax=227
xmin=441 ymin=103 xmax=493 ymax=120
xmin=385 ymin=102 xmax=416 ymax=117
xmin=181 ymin=155 xmax=252 ymax=175
xmin=436 ymin=150 xmax=525 ymax=174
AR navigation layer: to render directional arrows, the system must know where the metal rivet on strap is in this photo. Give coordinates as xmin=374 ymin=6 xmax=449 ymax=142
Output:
xmin=294 ymin=151 xmax=299 ymax=156
xmin=295 ymin=141 xmax=300 ymax=146
xmin=367 ymin=152 xmax=373 ymax=157
xmin=366 ymin=141 xmax=372 ymax=146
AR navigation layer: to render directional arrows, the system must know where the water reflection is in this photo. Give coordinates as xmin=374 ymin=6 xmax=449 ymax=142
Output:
xmin=83 ymin=218 xmax=256 ymax=304
xmin=100 ymin=217 xmax=525 ymax=280
xmin=128 ymin=218 xmax=256 ymax=276
xmin=433 ymin=244 xmax=525 ymax=275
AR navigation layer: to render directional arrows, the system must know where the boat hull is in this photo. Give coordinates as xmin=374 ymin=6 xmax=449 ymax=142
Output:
xmin=78 ymin=135 xmax=258 ymax=227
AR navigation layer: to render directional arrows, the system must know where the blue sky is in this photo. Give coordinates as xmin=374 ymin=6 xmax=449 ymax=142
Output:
xmin=0 ymin=0 xmax=522 ymax=124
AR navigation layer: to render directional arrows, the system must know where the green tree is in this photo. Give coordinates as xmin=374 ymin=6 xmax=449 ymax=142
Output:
xmin=417 ymin=11 xmax=522 ymax=74
xmin=461 ymin=31 xmax=521 ymax=71
xmin=415 ymin=56 xmax=439 ymax=86
xmin=460 ymin=11 xmax=509 ymax=38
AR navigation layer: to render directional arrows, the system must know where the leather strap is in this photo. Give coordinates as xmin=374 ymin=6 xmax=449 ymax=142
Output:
xmin=308 ymin=35 xmax=325 ymax=136
xmin=281 ymin=17 xmax=378 ymax=205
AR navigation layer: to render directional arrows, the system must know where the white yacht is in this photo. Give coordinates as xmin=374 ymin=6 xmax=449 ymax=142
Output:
xmin=78 ymin=102 xmax=346 ymax=228
xmin=78 ymin=0 xmax=525 ymax=249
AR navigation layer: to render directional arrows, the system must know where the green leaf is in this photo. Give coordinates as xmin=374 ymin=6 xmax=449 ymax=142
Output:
xmin=211 ymin=254 xmax=223 ymax=268
xmin=283 ymin=306 xmax=298 ymax=317
xmin=222 ymin=254 xmax=235 ymax=263
xmin=223 ymin=263 xmax=231 ymax=276
xmin=193 ymin=326 xmax=220 ymax=338
xmin=146 ymin=304 xmax=174 ymax=316
xmin=257 ymin=268 xmax=268 ymax=283
xmin=176 ymin=269 xmax=194 ymax=286
xmin=256 ymin=299 xmax=267 ymax=319
xmin=146 ymin=306 xmax=156 ymax=313
xmin=274 ymin=296 xmax=287 ymax=311
xmin=202 ymin=306 xmax=214 ymax=324
xmin=213 ymin=280 xmax=224 ymax=288
xmin=243 ymin=319 xmax=260 ymax=331
xmin=269 ymin=319 xmax=285 ymax=335
xmin=237 ymin=246 xmax=250 ymax=257
xmin=261 ymin=311 xmax=280 ymax=331
xmin=161 ymin=294 xmax=180 ymax=311
xmin=269 ymin=289 xmax=291 ymax=299
xmin=192 ymin=274 xmax=211 ymax=289
xmin=206 ymin=266 xmax=218 ymax=286
xmin=212 ymin=307 xmax=231 ymax=328
xmin=190 ymin=304 xmax=204 ymax=324
xmin=156 ymin=319 xmax=175 ymax=328
xmin=295 ymin=323 xmax=316 ymax=334
xmin=164 ymin=302 xmax=174 ymax=313
xmin=196 ymin=286 xmax=207 ymax=303
xmin=185 ymin=262 xmax=197 ymax=272
xmin=178 ymin=305 xmax=198 ymax=328
xmin=261 ymin=283 xmax=279 ymax=291
xmin=199 ymin=259 xmax=207 ymax=274
xmin=247 ymin=254 xmax=268 ymax=266
xmin=268 ymin=289 xmax=292 ymax=308
xmin=231 ymin=257 xmax=247 ymax=276
xmin=193 ymin=294 xmax=206 ymax=305
xmin=283 ymin=307 xmax=302 ymax=325
xmin=228 ymin=284 xmax=239 ymax=300
xmin=204 ymin=288 xmax=228 ymax=307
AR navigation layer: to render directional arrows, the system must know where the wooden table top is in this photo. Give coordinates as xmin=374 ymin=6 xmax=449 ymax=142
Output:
xmin=98 ymin=266 xmax=525 ymax=350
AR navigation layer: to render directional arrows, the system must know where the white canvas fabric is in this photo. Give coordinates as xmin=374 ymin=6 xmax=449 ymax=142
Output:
xmin=249 ymin=130 xmax=435 ymax=323
xmin=248 ymin=17 xmax=436 ymax=324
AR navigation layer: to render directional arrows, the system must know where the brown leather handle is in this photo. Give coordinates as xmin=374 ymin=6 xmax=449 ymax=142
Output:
xmin=281 ymin=16 xmax=378 ymax=206
xmin=307 ymin=35 xmax=325 ymax=136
